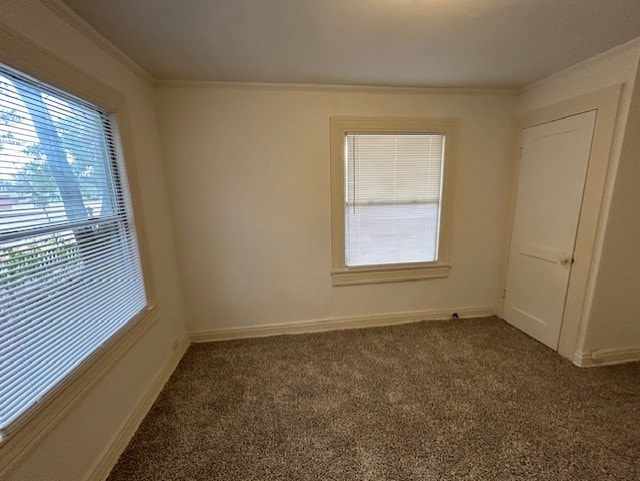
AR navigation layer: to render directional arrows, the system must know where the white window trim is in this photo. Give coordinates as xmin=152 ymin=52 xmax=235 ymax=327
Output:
xmin=330 ymin=117 xmax=457 ymax=286
xmin=0 ymin=25 xmax=157 ymax=477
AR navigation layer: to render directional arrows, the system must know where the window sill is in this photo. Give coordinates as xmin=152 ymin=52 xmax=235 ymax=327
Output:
xmin=331 ymin=263 xmax=451 ymax=286
xmin=0 ymin=304 xmax=159 ymax=478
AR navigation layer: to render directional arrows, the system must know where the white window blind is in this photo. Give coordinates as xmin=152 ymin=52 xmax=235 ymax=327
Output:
xmin=344 ymin=133 xmax=445 ymax=267
xmin=0 ymin=65 xmax=146 ymax=437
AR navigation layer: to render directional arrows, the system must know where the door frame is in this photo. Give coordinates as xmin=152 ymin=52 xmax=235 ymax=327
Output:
xmin=498 ymin=84 xmax=622 ymax=361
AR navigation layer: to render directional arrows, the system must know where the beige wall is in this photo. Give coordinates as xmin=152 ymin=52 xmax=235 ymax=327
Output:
xmin=156 ymin=85 xmax=515 ymax=332
xmin=586 ymin=59 xmax=640 ymax=352
xmin=1 ymin=1 xmax=187 ymax=480
xmin=515 ymin=39 xmax=640 ymax=355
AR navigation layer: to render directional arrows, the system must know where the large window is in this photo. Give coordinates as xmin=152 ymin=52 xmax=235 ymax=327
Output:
xmin=330 ymin=117 xmax=457 ymax=285
xmin=0 ymin=64 xmax=146 ymax=436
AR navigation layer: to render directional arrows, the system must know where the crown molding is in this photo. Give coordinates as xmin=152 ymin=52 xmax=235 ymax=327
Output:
xmin=519 ymin=36 xmax=640 ymax=95
xmin=155 ymin=79 xmax=517 ymax=96
xmin=40 ymin=0 xmax=154 ymax=84
xmin=28 ymin=2 xmax=640 ymax=96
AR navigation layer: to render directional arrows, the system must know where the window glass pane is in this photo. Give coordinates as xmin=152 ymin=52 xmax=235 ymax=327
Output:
xmin=344 ymin=134 xmax=444 ymax=266
xmin=0 ymin=65 xmax=146 ymax=434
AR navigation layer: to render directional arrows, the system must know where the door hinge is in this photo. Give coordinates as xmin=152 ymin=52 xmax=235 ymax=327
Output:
xmin=502 ymin=288 xmax=506 ymax=299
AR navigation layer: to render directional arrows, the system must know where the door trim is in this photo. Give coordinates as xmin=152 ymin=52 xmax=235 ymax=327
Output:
xmin=499 ymin=84 xmax=622 ymax=360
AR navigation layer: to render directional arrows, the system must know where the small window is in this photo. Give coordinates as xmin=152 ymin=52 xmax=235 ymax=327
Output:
xmin=330 ymin=117 xmax=457 ymax=285
xmin=0 ymin=65 xmax=146 ymax=434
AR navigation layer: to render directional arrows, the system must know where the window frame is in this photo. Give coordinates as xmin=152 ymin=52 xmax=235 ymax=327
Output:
xmin=0 ymin=26 xmax=157 ymax=476
xmin=330 ymin=117 xmax=457 ymax=286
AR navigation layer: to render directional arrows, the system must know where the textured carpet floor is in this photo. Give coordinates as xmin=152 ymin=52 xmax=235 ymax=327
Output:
xmin=107 ymin=317 xmax=640 ymax=480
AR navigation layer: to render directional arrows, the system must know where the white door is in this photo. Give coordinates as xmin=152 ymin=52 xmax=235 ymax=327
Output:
xmin=504 ymin=111 xmax=596 ymax=350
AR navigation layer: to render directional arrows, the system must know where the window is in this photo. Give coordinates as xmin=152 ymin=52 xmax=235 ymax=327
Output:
xmin=0 ymin=64 xmax=147 ymax=437
xmin=330 ymin=117 xmax=457 ymax=285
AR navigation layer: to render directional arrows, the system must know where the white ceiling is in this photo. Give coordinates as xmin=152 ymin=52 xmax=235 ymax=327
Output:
xmin=59 ymin=0 xmax=640 ymax=88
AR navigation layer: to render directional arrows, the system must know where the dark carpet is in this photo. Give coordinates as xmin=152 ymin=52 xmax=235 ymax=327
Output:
xmin=107 ymin=317 xmax=640 ymax=480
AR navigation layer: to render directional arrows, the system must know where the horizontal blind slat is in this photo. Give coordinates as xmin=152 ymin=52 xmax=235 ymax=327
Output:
xmin=1 ymin=255 xmax=143 ymax=335
xmin=0 ymin=63 xmax=146 ymax=433
xmin=344 ymin=133 xmax=444 ymax=267
xmin=0 ymin=298 xmax=145 ymax=426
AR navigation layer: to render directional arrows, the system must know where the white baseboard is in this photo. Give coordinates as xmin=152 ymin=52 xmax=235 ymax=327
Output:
xmin=86 ymin=336 xmax=190 ymax=481
xmin=574 ymin=346 xmax=640 ymax=367
xmin=189 ymin=306 xmax=495 ymax=343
